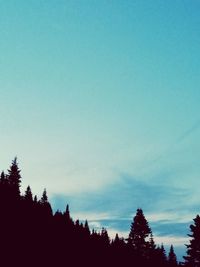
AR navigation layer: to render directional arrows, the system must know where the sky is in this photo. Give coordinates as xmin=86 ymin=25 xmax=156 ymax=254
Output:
xmin=1 ymin=0 xmax=200 ymax=260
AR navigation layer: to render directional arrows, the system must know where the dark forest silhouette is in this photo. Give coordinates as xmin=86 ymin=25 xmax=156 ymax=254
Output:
xmin=0 ymin=158 xmax=199 ymax=266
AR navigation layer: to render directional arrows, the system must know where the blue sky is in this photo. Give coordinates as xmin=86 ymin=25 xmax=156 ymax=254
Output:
xmin=1 ymin=0 xmax=200 ymax=260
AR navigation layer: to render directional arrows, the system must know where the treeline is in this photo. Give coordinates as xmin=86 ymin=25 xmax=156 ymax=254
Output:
xmin=0 ymin=159 xmax=198 ymax=267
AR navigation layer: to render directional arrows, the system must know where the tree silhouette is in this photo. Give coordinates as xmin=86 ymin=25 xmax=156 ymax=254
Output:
xmin=0 ymin=171 xmax=9 ymax=202
xmin=0 ymin=159 xmax=186 ymax=267
xmin=7 ymin=157 xmax=21 ymax=199
xmin=101 ymin=227 xmax=110 ymax=246
xmin=146 ymin=232 xmax=157 ymax=265
xmin=0 ymin=171 xmax=6 ymax=183
xmin=128 ymin=209 xmax=152 ymax=256
xmin=24 ymin=185 xmax=33 ymax=202
xmin=168 ymin=245 xmax=178 ymax=267
xmin=40 ymin=188 xmax=48 ymax=203
xmin=155 ymin=244 xmax=167 ymax=267
xmin=184 ymin=214 xmax=200 ymax=267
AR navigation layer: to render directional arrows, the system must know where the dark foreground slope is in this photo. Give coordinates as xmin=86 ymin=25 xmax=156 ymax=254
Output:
xmin=0 ymin=159 xmax=182 ymax=267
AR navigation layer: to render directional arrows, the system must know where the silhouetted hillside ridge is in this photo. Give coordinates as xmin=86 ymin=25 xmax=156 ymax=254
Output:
xmin=0 ymin=159 xmax=198 ymax=267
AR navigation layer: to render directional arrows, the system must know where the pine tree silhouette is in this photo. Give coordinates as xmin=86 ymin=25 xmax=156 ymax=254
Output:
xmin=128 ymin=209 xmax=152 ymax=256
xmin=40 ymin=188 xmax=48 ymax=203
xmin=7 ymin=157 xmax=21 ymax=199
xmin=24 ymin=185 xmax=33 ymax=202
xmin=0 ymin=171 xmax=6 ymax=183
xmin=168 ymin=245 xmax=178 ymax=267
xmin=155 ymin=244 xmax=167 ymax=267
xmin=0 ymin=171 xmax=9 ymax=202
xmin=184 ymin=214 xmax=200 ymax=267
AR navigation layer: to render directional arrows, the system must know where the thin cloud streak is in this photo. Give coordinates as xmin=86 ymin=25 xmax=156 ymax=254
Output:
xmin=176 ymin=119 xmax=200 ymax=143
xmin=151 ymin=118 xmax=200 ymax=164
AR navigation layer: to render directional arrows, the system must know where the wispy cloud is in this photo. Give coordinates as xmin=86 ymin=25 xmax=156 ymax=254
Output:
xmin=51 ymin=173 xmax=189 ymax=217
xmin=154 ymin=235 xmax=188 ymax=248
xmin=150 ymin=118 xmax=200 ymax=167
xmin=51 ymin=173 xmax=194 ymax=241
xmin=176 ymin=119 xmax=200 ymax=144
xmin=50 ymin=170 xmax=197 ymax=261
xmin=72 ymin=211 xmax=113 ymax=221
xmin=146 ymin=212 xmax=193 ymax=224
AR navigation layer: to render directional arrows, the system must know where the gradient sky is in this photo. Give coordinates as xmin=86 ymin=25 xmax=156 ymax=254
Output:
xmin=1 ymin=0 xmax=200 ymax=259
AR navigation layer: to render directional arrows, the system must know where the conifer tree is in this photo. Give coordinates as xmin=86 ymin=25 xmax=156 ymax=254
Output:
xmin=24 ymin=185 xmax=33 ymax=202
xmin=168 ymin=245 xmax=178 ymax=267
xmin=146 ymin=233 xmax=157 ymax=263
xmin=184 ymin=214 xmax=200 ymax=267
xmin=101 ymin=228 xmax=110 ymax=246
xmin=40 ymin=188 xmax=52 ymax=216
xmin=40 ymin=188 xmax=48 ymax=204
xmin=7 ymin=158 xmax=21 ymax=198
xmin=128 ymin=208 xmax=152 ymax=257
xmin=34 ymin=195 xmax=38 ymax=203
xmin=0 ymin=171 xmax=6 ymax=183
xmin=64 ymin=204 xmax=74 ymax=226
xmin=112 ymin=233 xmax=126 ymax=250
xmin=160 ymin=244 xmax=167 ymax=260
xmin=148 ymin=233 xmax=156 ymax=250
xmin=156 ymin=244 xmax=167 ymax=267
xmin=65 ymin=204 xmax=70 ymax=220
xmin=0 ymin=171 xmax=8 ymax=190
xmin=113 ymin=233 xmax=120 ymax=245
xmin=0 ymin=171 xmax=8 ymax=202
xmin=84 ymin=220 xmax=90 ymax=235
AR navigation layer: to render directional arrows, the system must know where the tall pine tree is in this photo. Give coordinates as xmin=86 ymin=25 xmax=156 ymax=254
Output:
xmin=7 ymin=157 xmax=21 ymax=199
xmin=128 ymin=208 xmax=152 ymax=258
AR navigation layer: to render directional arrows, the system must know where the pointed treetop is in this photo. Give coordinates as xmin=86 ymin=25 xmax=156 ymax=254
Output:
xmin=66 ymin=204 xmax=69 ymax=213
xmin=24 ymin=185 xmax=33 ymax=202
xmin=7 ymin=157 xmax=21 ymax=197
xmin=129 ymin=208 xmax=151 ymax=242
xmin=84 ymin=220 xmax=90 ymax=235
xmin=115 ymin=233 xmax=119 ymax=241
xmin=84 ymin=220 xmax=89 ymax=229
xmin=13 ymin=157 xmax=17 ymax=164
xmin=0 ymin=171 xmax=5 ymax=181
xmin=168 ymin=244 xmax=177 ymax=266
xmin=34 ymin=195 xmax=38 ymax=202
xmin=148 ymin=233 xmax=156 ymax=250
xmin=8 ymin=157 xmax=19 ymax=173
xmin=160 ymin=243 xmax=167 ymax=260
xmin=40 ymin=188 xmax=48 ymax=204
xmin=101 ymin=228 xmax=110 ymax=245
xmin=64 ymin=204 xmax=73 ymax=223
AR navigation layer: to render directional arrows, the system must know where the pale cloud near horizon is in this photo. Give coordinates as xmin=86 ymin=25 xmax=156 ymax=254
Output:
xmin=146 ymin=212 xmax=194 ymax=224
